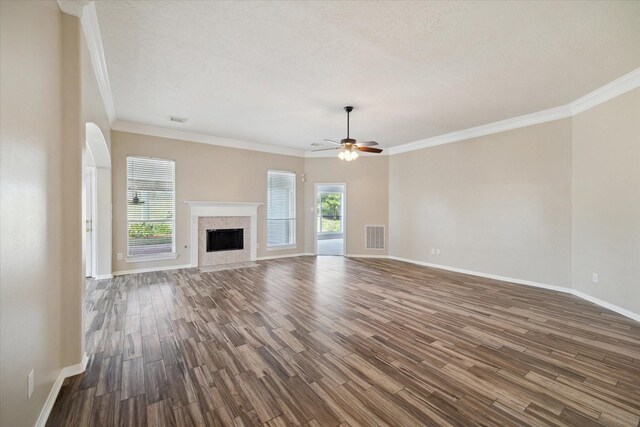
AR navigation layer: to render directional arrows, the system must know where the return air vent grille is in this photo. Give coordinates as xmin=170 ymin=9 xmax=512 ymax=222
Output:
xmin=365 ymin=225 xmax=385 ymax=250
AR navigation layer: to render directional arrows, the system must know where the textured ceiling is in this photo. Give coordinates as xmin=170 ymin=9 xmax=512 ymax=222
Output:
xmin=95 ymin=1 xmax=640 ymax=150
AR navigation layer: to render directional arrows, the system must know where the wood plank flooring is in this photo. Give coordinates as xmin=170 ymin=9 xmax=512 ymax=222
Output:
xmin=47 ymin=256 xmax=640 ymax=426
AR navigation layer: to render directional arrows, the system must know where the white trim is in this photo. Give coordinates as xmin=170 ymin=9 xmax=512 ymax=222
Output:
xmin=56 ymin=0 xmax=87 ymax=17
xmin=113 ymin=121 xmax=305 ymax=157
xmin=346 ymin=254 xmax=388 ymax=258
xmin=572 ymin=290 xmax=640 ymax=323
xmin=80 ymin=2 xmax=117 ymax=124
xmin=305 ymin=150 xmax=388 ymax=158
xmin=570 ymin=68 xmax=640 ymax=115
xmin=184 ymin=201 xmax=263 ymax=208
xmin=48 ymin=6 xmax=640 ymax=159
xmin=388 ymin=256 xmax=572 ymax=293
xmin=58 ymin=1 xmax=116 ymax=126
xmin=257 ymin=252 xmax=314 ymax=261
xmin=113 ymin=263 xmax=192 ymax=276
xmin=389 ymin=105 xmax=572 ymax=155
xmin=389 ymin=68 xmax=640 ymax=155
xmin=266 ymin=244 xmax=298 ymax=252
xmin=94 ymin=274 xmax=113 ymax=280
xmin=125 ymin=253 xmax=178 ymax=263
xmin=35 ymin=353 xmax=88 ymax=427
xmin=380 ymin=255 xmax=638 ymax=322
xmin=112 ymin=254 xmax=640 ymax=322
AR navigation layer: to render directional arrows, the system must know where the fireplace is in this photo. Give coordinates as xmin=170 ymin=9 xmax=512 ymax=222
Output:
xmin=186 ymin=201 xmax=262 ymax=267
xmin=206 ymin=228 xmax=244 ymax=252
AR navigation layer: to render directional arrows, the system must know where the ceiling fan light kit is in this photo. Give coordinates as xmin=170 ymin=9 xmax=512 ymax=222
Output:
xmin=338 ymin=148 xmax=359 ymax=161
xmin=314 ymin=106 xmax=383 ymax=161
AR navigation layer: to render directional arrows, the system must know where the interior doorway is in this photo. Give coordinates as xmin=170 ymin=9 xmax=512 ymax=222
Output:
xmin=84 ymin=166 xmax=96 ymax=278
xmin=315 ymin=183 xmax=346 ymax=256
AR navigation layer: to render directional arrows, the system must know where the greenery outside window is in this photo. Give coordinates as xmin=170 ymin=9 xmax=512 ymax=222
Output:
xmin=127 ymin=156 xmax=175 ymax=258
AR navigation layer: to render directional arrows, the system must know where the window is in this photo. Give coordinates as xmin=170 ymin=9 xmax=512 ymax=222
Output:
xmin=267 ymin=170 xmax=296 ymax=248
xmin=127 ymin=156 xmax=175 ymax=258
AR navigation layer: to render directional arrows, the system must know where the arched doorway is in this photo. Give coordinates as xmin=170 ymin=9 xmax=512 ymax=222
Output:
xmin=85 ymin=123 xmax=111 ymax=279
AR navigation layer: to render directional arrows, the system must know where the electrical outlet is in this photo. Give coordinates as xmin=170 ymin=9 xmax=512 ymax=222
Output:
xmin=592 ymin=273 xmax=598 ymax=283
xmin=117 ymin=252 xmax=123 ymax=260
xmin=431 ymin=248 xmax=435 ymax=254
xmin=436 ymin=249 xmax=441 ymax=255
xmin=27 ymin=369 xmax=34 ymax=399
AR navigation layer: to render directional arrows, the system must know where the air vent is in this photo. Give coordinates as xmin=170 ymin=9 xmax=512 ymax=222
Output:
xmin=365 ymin=225 xmax=385 ymax=250
xmin=170 ymin=116 xmax=187 ymax=123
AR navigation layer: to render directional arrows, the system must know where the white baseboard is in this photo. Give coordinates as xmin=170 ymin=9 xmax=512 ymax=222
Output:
xmin=117 ymin=254 xmax=639 ymax=322
xmin=93 ymin=274 xmax=113 ymax=280
xmin=35 ymin=352 xmax=88 ymax=427
xmin=384 ymin=255 xmax=638 ymax=322
xmin=346 ymin=253 xmax=389 ymax=259
xmin=572 ymin=290 xmax=640 ymax=322
xmin=257 ymin=252 xmax=314 ymax=261
xmin=113 ymin=263 xmax=192 ymax=276
xmin=387 ymin=256 xmax=572 ymax=294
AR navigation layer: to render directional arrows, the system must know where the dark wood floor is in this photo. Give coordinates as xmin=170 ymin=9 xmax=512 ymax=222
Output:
xmin=47 ymin=256 xmax=640 ymax=426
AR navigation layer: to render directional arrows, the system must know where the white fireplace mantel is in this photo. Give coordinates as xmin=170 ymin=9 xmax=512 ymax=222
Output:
xmin=184 ymin=201 xmax=262 ymax=267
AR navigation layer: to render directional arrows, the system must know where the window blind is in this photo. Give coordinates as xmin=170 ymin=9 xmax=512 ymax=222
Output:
xmin=267 ymin=170 xmax=296 ymax=247
xmin=127 ymin=157 xmax=175 ymax=257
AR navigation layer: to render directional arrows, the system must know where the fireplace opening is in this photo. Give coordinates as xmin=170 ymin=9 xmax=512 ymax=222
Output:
xmin=206 ymin=228 xmax=244 ymax=252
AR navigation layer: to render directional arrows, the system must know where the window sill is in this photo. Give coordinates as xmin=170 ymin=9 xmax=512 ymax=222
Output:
xmin=125 ymin=253 xmax=178 ymax=263
xmin=266 ymin=244 xmax=297 ymax=251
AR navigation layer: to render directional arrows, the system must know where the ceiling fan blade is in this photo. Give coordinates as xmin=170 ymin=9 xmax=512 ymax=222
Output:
xmin=324 ymin=139 xmax=342 ymax=146
xmin=357 ymin=141 xmax=378 ymax=146
xmin=357 ymin=146 xmax=383 ymax=153
xmin=312 ymin=147 xmax=341 ymax=152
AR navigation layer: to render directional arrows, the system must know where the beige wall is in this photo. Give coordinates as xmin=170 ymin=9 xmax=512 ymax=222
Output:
xmin=111 ymin=131 xmax=305 ymax=272
xmin=389 ymin=119 xmax=573 ymax=287
xmin=1 ymin=2 xmax=66 ymax=426
xmin=60 ymin=12 xmax=85 ymax=369
xmin=304 ymin=156 xmax=389 ymax=255
xmin=572 ymin=88 xmax=640 ymax=314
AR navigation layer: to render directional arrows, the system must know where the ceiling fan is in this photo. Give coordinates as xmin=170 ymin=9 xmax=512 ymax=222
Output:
xmin=314 ymin=106 xmax=383 ymax=161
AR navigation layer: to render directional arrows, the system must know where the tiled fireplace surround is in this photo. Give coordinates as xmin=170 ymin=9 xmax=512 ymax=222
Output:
xmin=198 ymin=216 xmax=250 ymax=266
xmin=185 ymin=201 xmax=261 ymax=268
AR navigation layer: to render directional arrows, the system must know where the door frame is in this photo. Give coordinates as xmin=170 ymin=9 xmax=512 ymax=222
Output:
xmin=85 ymin=166 xmax=97 ymax=278
xmin=314 ymin=183 xmax=347 ymax=256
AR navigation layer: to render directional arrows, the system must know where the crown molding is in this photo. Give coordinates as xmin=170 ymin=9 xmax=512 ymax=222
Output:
xmin=54 ymin=1 xmax=640 ymax=157
xmin=57 ymin=0 xmax=88 ymax=17
xmin=389 ymin=68 xmax=640 ymax=155
xmin=389 ymin=104 xmax=573 ymax=155
xmin=58 ymin=1 xmax=116 ymax=126
xmin=81 ymin=2 xmax=117 ymax=125
xmin=112 ymin=120 xmax=306 ymax=157
xmin=570 ymin=68 xmax=640 ymax=115
xmin=304 ymin=149 xmax=388 ymax=158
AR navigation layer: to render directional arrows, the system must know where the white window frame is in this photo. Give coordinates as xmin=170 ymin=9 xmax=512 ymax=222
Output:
xmin=267 ymin=170 xmax=297 ymax=250
xmin=125 ymin=156 xmax=177 ymax=262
